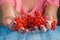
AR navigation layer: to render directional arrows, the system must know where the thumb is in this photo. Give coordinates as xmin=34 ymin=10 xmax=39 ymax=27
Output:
xmin=40 ymin=25 xmax=47 ymax=32
xmin=5 ymin=18 xmax=13 ymax=27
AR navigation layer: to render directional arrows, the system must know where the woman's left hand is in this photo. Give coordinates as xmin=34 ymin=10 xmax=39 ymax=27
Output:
xmin=33 ymin=15 xmax=57 ymax=32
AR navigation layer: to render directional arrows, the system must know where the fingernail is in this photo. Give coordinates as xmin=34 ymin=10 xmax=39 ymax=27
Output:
xmin=18 ymin=27 xmax=25 ymax=33
xmin=21 ymin=27 xmax=25 ymax=30
xmin=10 ymin=23 xmax=16 ymax=28
xmin=40 ymin=25 xmax=47 ymax=32
xmin=34 ymin=26 xmax=40 ymax=32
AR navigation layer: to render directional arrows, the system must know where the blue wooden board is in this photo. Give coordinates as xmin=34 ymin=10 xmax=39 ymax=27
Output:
xmin=0 ymin=26 xmax=60 ymax=40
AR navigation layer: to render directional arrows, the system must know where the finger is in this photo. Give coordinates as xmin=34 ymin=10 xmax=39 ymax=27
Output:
xmin=18 ymin=28 xmax=28 ymax=34
xmin=34 ymin=26 xmax=40 ymax=32
xmin=2 ymin=18 xmax=12 ymax=27
xmin=40 ymin=25 xmax=47 ymax=32
xmin=28 ymin=28 xmax=35 ymax=33
xmin=6 ymin=18 xmax=13 ymax=27
xmin=25 ymin=29 xmax=29 ymax=32
xmin=6 ymin=17 xmax=16 ymax=28
xmin=13 ymin=20 xmax=17 ymax=24
xmin=18 ymin=27 xmax=25 ymax=33
xmin=46 ymin=20 xmax=52 ymax=30
xmin=10 ymin=23 xmax=17 ymax=30
xmin=9 ymin=18 xmax=17 ymax=29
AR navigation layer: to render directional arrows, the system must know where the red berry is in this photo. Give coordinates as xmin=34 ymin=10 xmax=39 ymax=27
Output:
xmin=51 ymin=21 xmax=57 ymax=30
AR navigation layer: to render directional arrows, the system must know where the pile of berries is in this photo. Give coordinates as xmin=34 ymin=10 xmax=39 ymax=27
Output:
xmin=13 ymin=10 xmax=57 ymax=32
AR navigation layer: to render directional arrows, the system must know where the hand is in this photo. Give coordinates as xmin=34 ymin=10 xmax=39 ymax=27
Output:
xmin=2 ymin=16 xmax=15 ymax=29
xmin=44 ymin=15 xmax=57 ymax=30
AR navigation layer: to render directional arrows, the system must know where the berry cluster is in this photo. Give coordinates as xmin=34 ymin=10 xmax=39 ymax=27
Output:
xmin=13 ymin=15 xmax=28 ymax=31
xmin=13 ymin=10 xmax=57 ymax=32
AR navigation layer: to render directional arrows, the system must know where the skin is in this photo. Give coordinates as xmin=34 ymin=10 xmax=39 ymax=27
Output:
xmin=1 ymin=0 xmax=59 ymax=32
xmin=45 ymin=5 xmax=58 ymax=23
xmin=1 ymin=3 xmax=15 ymax=27
xmin=21 ymin=0 xmax=37 ymax=12
xmin=44 ymin=5 xmax=58 ymax=31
